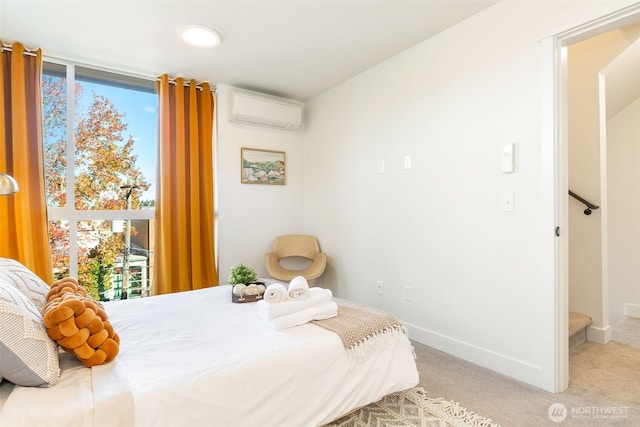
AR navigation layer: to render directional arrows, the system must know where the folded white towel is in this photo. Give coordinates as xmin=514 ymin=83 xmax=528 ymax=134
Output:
xmin=263 ymin=283 xmax=288 ymax=303
xmin=232 ymin=284 xmax=245 ymax=297
xmin=256 ymin=287 xmax=333 ymax=320
xmin=259 ymin=301 xmax=338 ymax=330
xmin=288 ymin=276 xmax=309 ymax=301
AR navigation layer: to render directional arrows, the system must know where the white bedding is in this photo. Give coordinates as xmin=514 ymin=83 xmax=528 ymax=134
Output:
xmin=0 ymin=286 xmax=419 ymax=427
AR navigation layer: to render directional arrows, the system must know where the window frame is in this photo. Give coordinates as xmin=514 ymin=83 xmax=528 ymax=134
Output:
xmin=43 ymin=58 xmax=156 ymax=280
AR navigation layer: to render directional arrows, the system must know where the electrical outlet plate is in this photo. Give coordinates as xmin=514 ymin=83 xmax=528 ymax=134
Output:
xmin=502 ymin=192 xmax=515 ymax=212
xmin=404 ymin=286 xmax=412 ymax=301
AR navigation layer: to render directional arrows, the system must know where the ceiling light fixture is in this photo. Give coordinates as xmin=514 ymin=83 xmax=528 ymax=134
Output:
xmin=178 ymin=25 xmax=221 ymax=48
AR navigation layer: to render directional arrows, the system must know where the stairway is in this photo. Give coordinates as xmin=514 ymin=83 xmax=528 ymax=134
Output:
xmin=569 ymin=311 xmax=592 ymax=352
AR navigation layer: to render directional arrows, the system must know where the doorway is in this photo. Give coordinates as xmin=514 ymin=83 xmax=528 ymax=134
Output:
xmin=555 ymin=5 xmax=640 ymax=393
xmin=566 ymin=22 xmax=640 ymax=345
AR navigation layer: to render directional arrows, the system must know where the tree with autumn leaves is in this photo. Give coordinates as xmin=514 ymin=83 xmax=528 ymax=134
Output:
xmin=42 ymin=75 xmax=150 ymax=299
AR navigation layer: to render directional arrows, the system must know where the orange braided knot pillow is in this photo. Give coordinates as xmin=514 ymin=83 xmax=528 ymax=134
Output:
xmin=43 ymin=278 xmax=120 ymax=367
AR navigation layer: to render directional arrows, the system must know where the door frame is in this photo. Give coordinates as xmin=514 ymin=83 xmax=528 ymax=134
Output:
xmin=552 ymin=3 xmax=640 ymax=393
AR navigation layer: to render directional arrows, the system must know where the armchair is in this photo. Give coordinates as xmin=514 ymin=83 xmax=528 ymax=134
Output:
xmin=265 ymin=235 xmax=327 ymax=281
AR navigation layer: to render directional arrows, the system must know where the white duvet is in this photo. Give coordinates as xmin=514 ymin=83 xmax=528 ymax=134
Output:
xmin=0 ymin=286 xmax=418 ymax=427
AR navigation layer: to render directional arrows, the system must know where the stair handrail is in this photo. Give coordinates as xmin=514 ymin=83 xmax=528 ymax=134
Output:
xmin=569 ymin=190 xmax=600 ymax=216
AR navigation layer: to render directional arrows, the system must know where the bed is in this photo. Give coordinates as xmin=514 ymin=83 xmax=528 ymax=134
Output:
xmin=0 ymin=279 xmax=419 ymax=427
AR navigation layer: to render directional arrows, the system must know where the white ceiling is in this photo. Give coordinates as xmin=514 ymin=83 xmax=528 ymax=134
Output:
xmin=0 ymin=0 xmax=497 ymax=100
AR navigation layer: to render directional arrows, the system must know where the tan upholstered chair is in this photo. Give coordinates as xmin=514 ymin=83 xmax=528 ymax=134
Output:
xmin=265 ymin=235 xmax=327 ymax=281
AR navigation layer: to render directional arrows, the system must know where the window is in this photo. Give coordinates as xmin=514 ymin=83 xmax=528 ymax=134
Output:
xmin=42 ymin=61 xmax=157 ymax=301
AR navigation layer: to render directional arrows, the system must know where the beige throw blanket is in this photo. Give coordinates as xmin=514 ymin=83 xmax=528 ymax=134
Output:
xmin=311 ymin=298 xmax=412 ymax=359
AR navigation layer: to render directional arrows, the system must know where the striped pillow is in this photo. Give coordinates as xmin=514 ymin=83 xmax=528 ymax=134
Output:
xmin=0 ymin=258 xmax=50 ymax=314
xmin=0 ymin=285 xmax=60 ymax=387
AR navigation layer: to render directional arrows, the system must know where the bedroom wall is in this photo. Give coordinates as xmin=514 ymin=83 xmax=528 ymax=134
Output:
xmin=215 ymin=84 xmax=305 ymax=284
xmin=302 ymin=1 xmax=633 ymax=392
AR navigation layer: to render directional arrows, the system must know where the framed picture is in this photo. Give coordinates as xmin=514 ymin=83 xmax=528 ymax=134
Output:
xmin=241 ymin=147 xmax=286 ymax=185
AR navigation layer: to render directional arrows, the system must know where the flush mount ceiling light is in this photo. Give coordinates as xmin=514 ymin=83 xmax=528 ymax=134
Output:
xmin=178 ymin=25 xmax=221 ymax=48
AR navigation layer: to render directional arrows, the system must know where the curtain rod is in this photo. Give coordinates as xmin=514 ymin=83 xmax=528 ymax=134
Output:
xmin=1 ymin=45 xmax=38 ymax=57
xmin=44 ymin=55 xmax=216 ymax=93
xmin=162 ymin=79 xmax=217 ymax=93
xmin=6 ymin=44 xmax=217 ymax=93
xmin=161 ymin=79 xmax=217 ymax=93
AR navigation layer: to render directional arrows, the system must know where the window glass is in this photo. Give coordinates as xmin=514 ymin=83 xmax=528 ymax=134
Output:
xmin=43 ymin=62 xmax=156 ymax=300
xmin=48 ymin=220 xmax=69 ymax=276
xmin=42 ymin=63 xmax=67 ymax=208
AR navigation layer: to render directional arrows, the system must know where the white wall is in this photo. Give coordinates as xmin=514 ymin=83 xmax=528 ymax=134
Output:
xmin=211 ymin=1 xmax=638 ymax=392
xmin=215 ymin=84 xmax=305 ymax=283
xmin=608 ymin=97 xmax=640 ymax=323
xmin=302 ymin=1 xmax=640 ymax=392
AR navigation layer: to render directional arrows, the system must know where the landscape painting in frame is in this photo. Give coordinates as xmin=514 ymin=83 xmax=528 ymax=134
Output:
xmin=241 ymin=147 xmax=286 ymax=185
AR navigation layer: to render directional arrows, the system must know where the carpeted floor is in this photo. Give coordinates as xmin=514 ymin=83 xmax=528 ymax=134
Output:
xmin=569 ymin=341 xmax=640 ymax=407
xmin=325 ymin=387 xmax=500 ymax=427
xmin=325 ymin=317 xmax=640 ymax=426
xmin=413 ymin=317 xmax=640 ymax=426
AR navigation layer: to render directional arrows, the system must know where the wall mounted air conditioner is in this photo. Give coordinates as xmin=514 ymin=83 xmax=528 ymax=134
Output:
xmin=228 ymin=89 xmax=303 ymax=130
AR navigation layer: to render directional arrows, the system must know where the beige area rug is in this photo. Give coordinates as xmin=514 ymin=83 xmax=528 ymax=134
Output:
xmin=325 ymin=387 xmax=501 ymax=427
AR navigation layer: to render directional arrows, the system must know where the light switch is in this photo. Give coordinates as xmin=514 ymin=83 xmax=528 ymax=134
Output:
xmin=404 ymin=155 xmax=411 ymax=169
xmin=403 ymin=286 xmax=412 ymax=302
xmin=502 ymin=143 xmax=514 ymax=173
xmin=376 ymin=159 xmax=385 ymax=174
xmin=502 ymin=192 xmax=515 ymax=212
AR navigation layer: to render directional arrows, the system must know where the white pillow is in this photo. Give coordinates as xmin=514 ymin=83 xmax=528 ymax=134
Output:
xmin=0 ymin=285 xmax=60 ymax=387
xmin=0 ymin=258 xmax=50 ymax=314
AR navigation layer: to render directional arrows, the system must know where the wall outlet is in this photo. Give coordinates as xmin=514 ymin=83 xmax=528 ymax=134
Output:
xmin=502 ymin=192 xmax=515 ymax=212
xmin=376 ymin=280 xmax=384 ymax=295
xmin=403 ymin=286 xmax=412 ymax=301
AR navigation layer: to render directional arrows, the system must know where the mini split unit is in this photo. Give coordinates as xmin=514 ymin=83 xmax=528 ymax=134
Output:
xmin=228 ymin=89 xmax=303 ymax=130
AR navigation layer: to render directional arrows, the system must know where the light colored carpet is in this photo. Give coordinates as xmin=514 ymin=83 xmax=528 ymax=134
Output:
xmin=325 ymin=387 xmax=500 ymax=427
xmin=569 ymin=311 xmax=592 ymax=351
xmin=612 ymin=316 xmax=640 ymax=348
xmin=569 ymin=340 xmax=640 ymax=407
xmin=326 ymin=317 xmax=640 ymax=426
xmin=414 ymin=328 xmax=640 ymax=426
xmin=568 ymin=311 xmax=592 ymax=336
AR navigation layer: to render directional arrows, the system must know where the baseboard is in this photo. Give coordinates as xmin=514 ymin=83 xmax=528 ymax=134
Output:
xmin=586 ymin=325 xmax=612 ymax=344
xmin=404 ymin=322 xmax=550 ymax=391
xmin=624 ymin=303 xmax=640 ymax=318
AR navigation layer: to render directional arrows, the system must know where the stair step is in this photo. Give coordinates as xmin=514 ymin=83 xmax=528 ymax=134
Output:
xmin=569 ymin=311 xmax=592 ymax=352
xmin=569 ymin=311 xmax=592 ymax=337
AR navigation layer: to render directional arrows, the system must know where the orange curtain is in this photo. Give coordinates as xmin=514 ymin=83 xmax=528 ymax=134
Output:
xmin=0 ymin=41 xmax=53 ymax=283
xmin=153 ymin=74 xmax=217 ymax=294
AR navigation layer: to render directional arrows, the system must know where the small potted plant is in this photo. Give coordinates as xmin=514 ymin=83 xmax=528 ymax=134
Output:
xmin=228 ymin=264 xmax=265 ymax=303
xmin=228 ymin=263 xmax=258 ymax=285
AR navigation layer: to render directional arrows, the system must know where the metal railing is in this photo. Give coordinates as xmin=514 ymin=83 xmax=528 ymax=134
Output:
xmin=569 ymin=190 xmax=600 ymax=216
